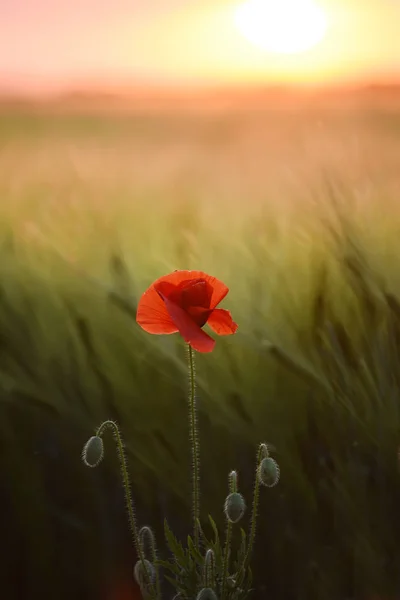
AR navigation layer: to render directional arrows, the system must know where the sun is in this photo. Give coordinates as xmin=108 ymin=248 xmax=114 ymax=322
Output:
xmin=234 ymin=0 xmax=328 ymax=55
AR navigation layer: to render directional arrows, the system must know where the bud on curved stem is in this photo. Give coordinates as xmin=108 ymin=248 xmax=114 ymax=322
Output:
xmin=237 ymin=443 xmax=271 ymax=586
xmin=222 ymin=470 xmax=241 ymax=597
xmin=139 ymin=526 xmax=161 ymax=598
xmin=82 ymin=435 xmax=104 ymax=467
xmin=134 ymin=559 xmax=156 ymax=593
xmin=94 ymin=420 xmax=158 ymax=598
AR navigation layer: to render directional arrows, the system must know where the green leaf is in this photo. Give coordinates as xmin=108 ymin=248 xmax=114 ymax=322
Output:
xmin=163 ymin=573 xmax=186 ymax=594
xmin=164 ymin=519 xmax=187 ymax=566
xmin=187 ymin=534 xmax=204 ymax=566
xmin=235 ymin=528 xmax=248 ymax=566
xmin=156 ymin=559 xmax=181 ymax=576
xmin=208 ymin=515 xmax=223 ymax=567
xmin=208 ymin=515 xmax=220 ymax=545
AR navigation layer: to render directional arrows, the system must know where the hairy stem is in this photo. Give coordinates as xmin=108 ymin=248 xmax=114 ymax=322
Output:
xmin=96 ymin=420 xmax=157 ymax=598
xmin=187 ymin=344 xmax=200 ymax=548
xmin=203 ymin=549 xmax=216 ymax=588
xmin=238 ymin=444 xmax=268 ymax=586
xmin=140 ymin=527 xmax=161 ymax=600
xmin=245 ymin=444 xmax=267 ymax=566
xmin=222 ymin=472 xmax=237 ymax=598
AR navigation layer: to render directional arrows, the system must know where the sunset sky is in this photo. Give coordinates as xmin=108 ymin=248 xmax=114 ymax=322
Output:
xmin=1 ymin=0 xmax=400 ymax=93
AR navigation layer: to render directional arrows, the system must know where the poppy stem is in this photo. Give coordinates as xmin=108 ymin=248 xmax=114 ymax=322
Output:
xmin=221 ymin=471 xmax=237 ymax=598
xmin=96 ymin=420 xmax=158 ymax=599
xmin=242 ymin=444 xmax=269 ymax=578
xmin=187 ymin=343 xmax=200 ymax=549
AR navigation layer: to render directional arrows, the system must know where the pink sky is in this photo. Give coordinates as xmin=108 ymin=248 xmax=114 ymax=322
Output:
xmin=1 ymin=0 xmax=400 ymax=93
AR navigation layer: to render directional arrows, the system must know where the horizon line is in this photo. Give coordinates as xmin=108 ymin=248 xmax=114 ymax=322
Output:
xmin=1 ymin=77 xmax=400 ymax=100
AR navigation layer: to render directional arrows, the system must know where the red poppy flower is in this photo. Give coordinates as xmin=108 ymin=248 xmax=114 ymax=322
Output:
xmin=136 ymin=270 xmax=238 ymax=353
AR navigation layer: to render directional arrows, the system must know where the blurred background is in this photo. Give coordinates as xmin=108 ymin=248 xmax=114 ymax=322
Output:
xmin=1 ymin=1 xmax=400 ymax=598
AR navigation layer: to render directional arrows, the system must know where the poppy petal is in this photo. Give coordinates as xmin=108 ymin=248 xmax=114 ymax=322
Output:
xmin=136 ymin=286 xmax=178 ymax=334
xmin=207 ymin=277 xmax=229 ymax=309
xmin=148 ymin=270 xmax=229 ymax=310
xmin=180 ymin=280 xmax=213 ymax=309
xmin=159 ymin=293 xmax=216 ymax=353
xmin=207 ymin=309 xmax=238 ymax=336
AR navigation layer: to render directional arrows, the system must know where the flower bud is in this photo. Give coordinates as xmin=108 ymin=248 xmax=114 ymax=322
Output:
xmin=133 ymin=559 xmax=155 ymax=588
xmin=196 ymin=588 xmax=218 ymax=600
xmin=82 ymin=435 xmax=104 ymax=468
xmin=224 ymin=492 xmax=246 ymax=523
xmin=258 ymin=457 xmax=280 ymax=487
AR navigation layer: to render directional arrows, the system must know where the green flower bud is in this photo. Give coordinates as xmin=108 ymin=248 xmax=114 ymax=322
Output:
xmin=133 ymin=559 xmax=155 ymax=589
xmin=224 ymin=492 xmax=246 ymax=523
xmin=196 ymin=588 xmax=218 ymax=600
xmin=82 ymin=435 xmax=104 ymax=468
xmin=258 ymin=457 xmax=280 ymax=487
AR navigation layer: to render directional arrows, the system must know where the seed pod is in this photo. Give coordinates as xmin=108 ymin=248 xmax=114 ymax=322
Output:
xmin=224 ymin=492 xmax=246 ymax=523
xmin=82 ymin=435 xmax=104 ymax=468
xmin=196 ymin=588 xmax=218 ymax=600
xmin=133 ymin=559 xmax=156 ymax=589
xmin=258 ymin=457 xmax=280 ymax=487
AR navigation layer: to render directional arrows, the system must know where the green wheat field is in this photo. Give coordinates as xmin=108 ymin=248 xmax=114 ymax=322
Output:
xmin=1 ymin=92 xmax=400 ymax=599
